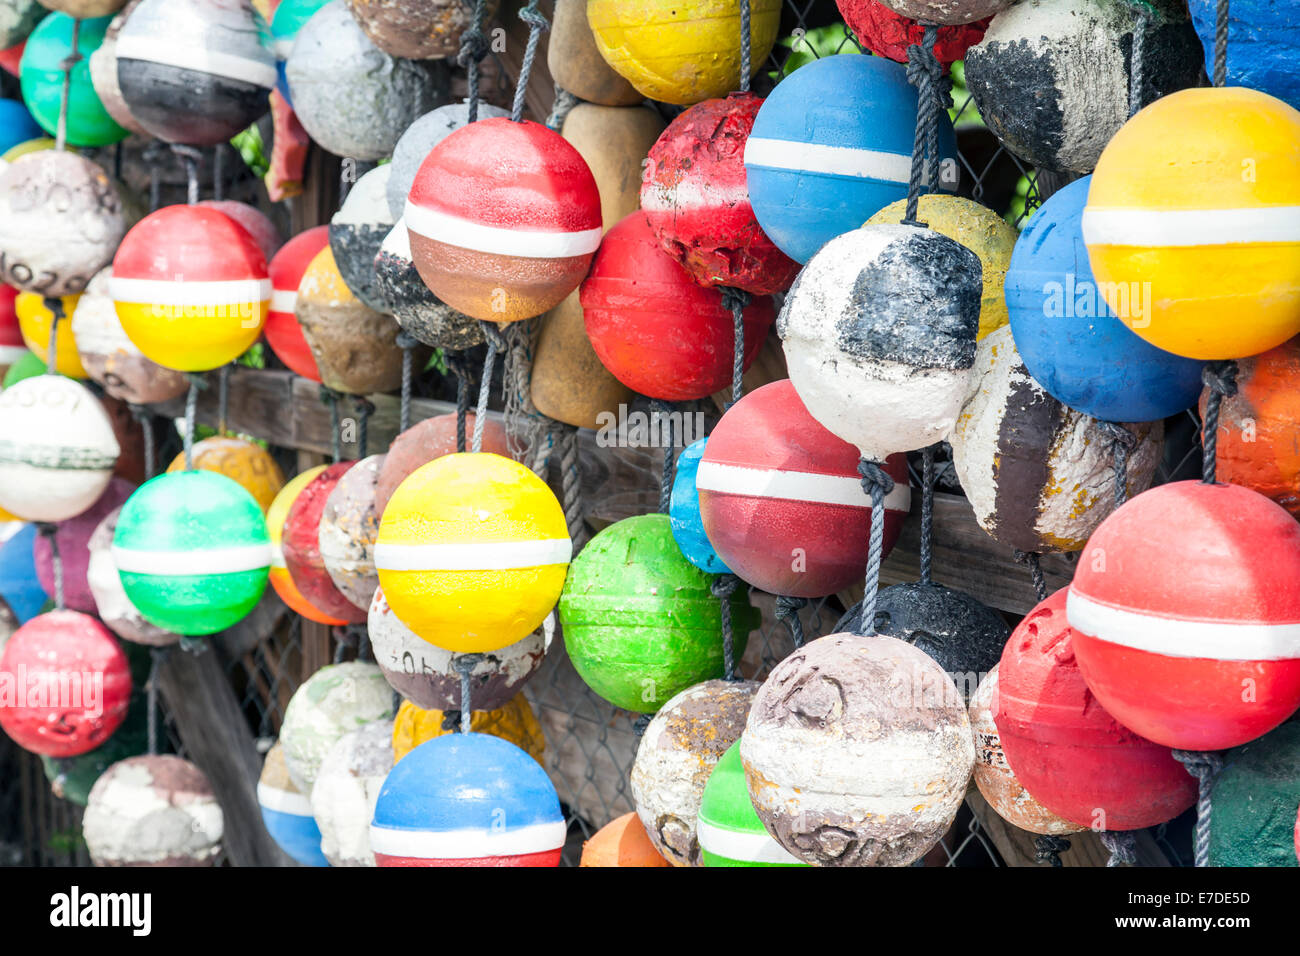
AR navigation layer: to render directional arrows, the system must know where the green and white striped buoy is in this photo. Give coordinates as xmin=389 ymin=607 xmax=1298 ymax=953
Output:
xmin=698 ymin=740 xmax=806 ymax=868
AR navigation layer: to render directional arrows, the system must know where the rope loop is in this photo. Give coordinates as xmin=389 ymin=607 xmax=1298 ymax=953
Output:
xmin=1033 ymin=834 xmax=1071 ymax=867
xmin=774 ymin=595 xmax=808 ymax=648
xmin=857 ymin=459 xmax=896 ymax=499
xmin=1201 ymin=359 xmax=1239 ymax=400
xmin=1173 ymin=748 xmax=1224 ymax=867
xmin=1099 ymin=830 xmax=1138 ymax=867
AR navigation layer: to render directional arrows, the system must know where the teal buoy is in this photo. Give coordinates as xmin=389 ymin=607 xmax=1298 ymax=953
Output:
xmin=1208 ymin=720 xmax=1300 ymax=867
xmin=19 ymin=13 xmax=127 ymax=147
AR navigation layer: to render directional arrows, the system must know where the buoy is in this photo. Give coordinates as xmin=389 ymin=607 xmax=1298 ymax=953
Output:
xmin=0 ymin=1 xmax=43 ymax=49
xmin=0 ymin=375 xmax=119 ymax=522
xmin=1189 ymin=0 xmax=1300 ymax=111
xmin=385 ymin=100 xmax=509 ymax=221
xmin=15 ymin=291 xmax=86 ymax=377
xmin=0 ymin=523 xmax=47 ymax=622
xmin=698 ymin=379 xmax=910 ymax=596
xmin=376 ymin=452 xmax=570 ymax=653
xmin=285 ymin=1 xmax=446 ymax=161
xmin=114 ymin=0 xmax=273 ymax=145
xmin=310 ymin=720 xmax=393 ymax=867
xmin=746 ymin=55 xmax=958 ymax=264
xmin=1083 ymin=87 xmax=1300 ymax=360
xmin=968 ymin=664 xmax=1084 ymax=836
xmin=530 ymin=287 xmax=634 ymax=430
xmin=267 ymin=465 xmax=348 ymax=626
xmin=406 ymin=117 xmax=602 ymax=323
xmin=669 ymin=439 xmax=729 ymax=575
xmin=581 ymin=211 xmax=774 ymax=401
xmin=0 ymin=132 xmax=53 ymax=169
xmin=164 ymin=436 xmax=286 ymax=515
xmin=631 ymin=679 xmax=758 ymax=867
xmin=0 ymin=609 xmax=130 ymax=756
xmin=111 ymin=204 xmax=269 ymax=372
xmin=560 ymin=513 xmax=758 ymax=714
xmin=111 ymin=470 xmax=271 ymax=636
xmin=83 ymin=755 xmax=222 ymax=866
xmin=0 ymin=95 xmax=42 ymax=153
xmin=1006 ymin=177 xmax=1204 ymax=422
xmin=86 ymin=506 xmax=179 ymax=646
xmin=42 ymin=688 xmax=147 ymax=806
xmin=1207 ymin=720 xmax=1300 ymax=867
xmin=698 ymin=740 xmax=806 ymax=867
xmin=373 ymin=413 xmax=509 ymax=516
xmin=282 ymin=461 xmax=367 ymax=624
xmin=997 ymin=588 xmax=1197 ymax=830
xmin=72 ymin=268 xmax=188 ymax=404
xmin=257 ymin=741 xmax=329 ymax=867
xmin=329 ymin=164 xmax=392 ymax=313
xmin=345 ymin=0 xmax=492 ymax=60
xmin=951 ymin=325 xmax=1163 ymax=553
xmin=566 ymin=102 xmax=666 ymax=248
xmin=642 ymin=93 xmax=797 ymax=294
xmin=579 ymin=812 xmax=670 ymax=867
xmin=964 ymin=0 xmax=1201 ymax=174
xmin=1068 ymin=480 xmax=1300 ymax=751
xmin=741 ymin=633 xmax=974 ymax=866
xmin=33 ymin=475 xmax=133 ymax=613
xmin=268 ymin=0 xmax=330 ymax=105
xmin=34 ymin=0 xmax=126 ymax=14
xmin=779 ymin=223 xmax=981 ymax=461
xmin=390 ymin=694 xmax=544 ymax=764
xmin=371 ymin=733 xmax=565 ymax=867
xmin=319 ymin=453 xmax=383 ymax=612
xmin=548 ymin=0 xmax=642 ymax=106
xmin=197 ymin=200 xmax=283 ymax=262
xmin=279 ymin=660 xmax=394 ymax=793
xmin=874 ymin=0 xmax=1011 ymax=24
xmin=586 ymin=0 xmax=781 ymax=106
xmin=20 ymin=12 xmax=126 ymax=147
xmin=1 ymin=347 xmax=43 ymax=386
xmin=265 ymin=225 xmax=328 ymax=381
xmin=0 ymin=283 xmax=23 ymax=377
xmin=295 ymin=244 xmax=410 ymax=394
xmin=86 ymin=0 xmax=147 ymax=138
xmin=0 ymin=150 xmax=125 ymax=298
xmin=838 ymin=0 xmax=988 ymax=66
xmin=368 ymin=586 xmax=547 ymax=712
xmin=374 ymin=219 xmax=483 ymax=351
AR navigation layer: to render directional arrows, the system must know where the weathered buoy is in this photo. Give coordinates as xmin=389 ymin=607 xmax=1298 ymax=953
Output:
xmin=1189 ymin=0 xmax=1300 ymax=112
xmin=0 ymin=374 xmax=119 ymax=522
xmin=295 ymin=244 xmax=411 ymax=394
xmin=20 ymin=12 xmax=127 ymax=147
xmin=112 ymin=470 xmax=270 ymax=635
xmin=968 ymin=664 xmax=1084 ymax=836
xmin=631 ymin=679 xmax=758 ymax=867
xmin=997 ymin=588 xmax=1197 ymax=830
xmin=699 ymin=379 xmax=910 ymax=596
xmin=376 ymin=452 xmax=570 ymax=653
xmin=746 ymin=54 xmax=957 ymax=264
xmin=874 ymin=0 xmax=1011 ymax=24
xmin=15 ymin=291 xmax=86 ymax=378
xmin=371 ymin=733 xmax=565 ymax=867
xmin=111 ymin=204 xmax=269 ymax=372
xmin=373 ymin=412 xmax=510 ymax=516
xmin=1006 ymin=176 xmax=1204 ymax=422
xmin=531 ymin=288 xmax=634 ymax=430
xmin=319 ymin=453 xmax=383 ymax=612
xmin=669 ymin=438 xmax=729 ymax=575
xmin=33 ymin=475 xmax=133 ymax=613
xmin=268 ymin=0 xmax=330 ymax=105
xmin=266 ymin=225 xmax=328 ymax=381
xmin=1068 ymin=481 xmax=1300 ymax=751
xmin=698 ymin=740 xmax=806 ymax=867
xmin=83 ymin=755 xmax=222 ymax=866
xmin=72 ymin=268 xmax=188 ymax=405
xmin=374 ymin=219 xmax=483 ymax=351
xmin=329 ymin=164 xmax=392 ymax=313
xmin=1083 ymin=87 xmax=1300 ymax=360
xmin=779 ymin=223 xmax=981 ymax=461
xmin=0 ymin=150 xmax=125 ymax=298
xmin=566 ymin=101 xmax=666 ymax=249
xmin=951 ymin=325 xmax=1163 ymax=553
xmin=257 ymin=741 xmax=329 ymax=867
xmin=345 ymin=0 xmax=494 ymax=60
xmin=406 ymin=117 xmax=602 ymax=323
xmin=384 ymin=100 xmax=509 ymax=221
xmin=197 ymin=200 xmax=282 ymax=263
xmin=279 ymin=661 xmax=394 ymax=793
xmin=283 ymin=461 xmax=368 ymax=624
xmin=0 ymin=522 xmax=46 ymax=623
xmin=86 ymin=0 xmax=147 ymax=138
xmin=310 ymin=719 xmax=393 ymax=867
xmin=368 ymin=585 xmax=547 ymax=712
xmin=0 ymin=609 xmax=130 ymax=756
xmin=0 ymin=1 xmax=43 ymax=49
xmin=741 ymin=633 xmax=974 ymax=866
xmin=285 ymin=1 xmax=446 ymax=161
xmin=548 ymin=0 xmax=642 ymax=106
xmin=267 ymin=465 xmax=348 ymax=626
xmin=1207 ymin=720 xmax=1300 ymax=867
xmin=838 ymin=0 xmax=988 ymax=65
xmin=86 ymin=505 xmax=179 ymax=647
xmin=560 ymin=513 xmax=758 ymax=714
xmin=163 ymin=436 xmax=286 ymax=515
xmin=586 ymin=0 xmax=781 ymax=106
xmin=581 ymin=211 xmax=774 ymax=401
xmin=390 ymin=694 xmax=544 ymax=764
xmin=580 ymin=812 xmax=670 ymax=867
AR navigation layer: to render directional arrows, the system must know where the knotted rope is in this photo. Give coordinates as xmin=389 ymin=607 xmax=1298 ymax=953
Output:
xmin=855 ymin=460 xmax=896 ymax=635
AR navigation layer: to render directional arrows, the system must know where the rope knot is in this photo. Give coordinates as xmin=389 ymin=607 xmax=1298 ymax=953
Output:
xmin=457 ymin=24 xmax=488 ymax=69
xmin=905 ymin=27 xmax=951 ymax=111
xmin=478 ymin=319 xmax=508 ymax=353
xmin=1096 ymin=420 xmax=1138 ymax=451
xmin=1033 ymin=834 xmax=1071 ymax=867
xmin=1201 ymin=359 xmax=1239 ymax=400
xmin=1172 ymin=748 xmax=1223 ymax=782
xmin=710 ymin=574 xmax=739 ymax=601
xmin=857 ymin=459 xmax=895 ymax=498
xmin=317 ymin=383 xmax=339 ymax=405
xmin=518 ymin=5 xmax=550 ymax=33
xmin=184 ymin=372 xmax=210 ymax=391
xmin=774 ymin=594 xmax=807 ymax=621
xmin=719 ymin=286 xmax=751 ymax=316
xmin=394 ymin=330 xmax=419 ymax=350
xmin=1099 ymin=830 xmax=1138 ymax=867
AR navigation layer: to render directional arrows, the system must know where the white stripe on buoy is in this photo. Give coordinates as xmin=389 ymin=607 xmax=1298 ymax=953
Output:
xmin=374 ymin=538 xmax=572 ymax=572
xmin=403 ymin=202 xmax=603 ymax=259
xmin=743 ymin=137 xmax=913 ymax=184
xmin=640 ymin=179 xmax=751 ymax=211
xmin=1066 ymin=589 xmax=1300 ymax=661
xmin=695 ymin=461 xmax=912 ymax=511
xmin=114 ymin=36 xmax=277 ymax=89
xmin=109 ymin=277 xmax=272 ymax=306
xmin=270 ymin=289 xmax=297 ymax=314
xmin=368 ymin=819 xmax=567 ymax=859
xmin=1081 ymin=206 xmax=1300 ymax=247
xmin=696 ymin=819 xmax=803 ymax=864
xmin=256 ymin=782 xmax=314 ymax=817
xmin=0 ymin=345 xmax=29 ymax=364
xmin=111 ymin=543 xmax=272 ymax=575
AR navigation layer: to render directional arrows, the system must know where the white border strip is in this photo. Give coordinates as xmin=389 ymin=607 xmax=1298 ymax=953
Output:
xmin=744 ymin=137 xmax=913 ymax=184
xmin=696 ymin=820 xmax=803 ymax=865
xmin=270 ymin=289 xmax=297 ymax=314
xmin=256 ymin=782 xmax=313 ymax=817
xmin=1081 ymin=206 xmax=1300 ymax=247
xmin=110 ymin=277 xmax=271 ymax=306
xmin=375 ymin=538 xmax=572 ymax=572
xmin=112 ymin=543 xmax=272 ymax=575
xmin=115 ymin=36 xmax=277 ymax=89
xmin=369 ymin=819 xmax=566 ymax=859
xmin=404 ymin=202 xmax=602 ymax=259
xmin=1066 ymin=589 xmax=1300 ymax=661
xmin=696 ymin=461 xmax=912 ymax=512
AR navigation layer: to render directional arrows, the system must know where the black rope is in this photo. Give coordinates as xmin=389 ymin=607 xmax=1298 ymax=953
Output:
xmin=1173 ymin=749 xmax=1223 ymax=867
xmin=458 ymin=0 xmax=490 ymax=123
xmin=902 ymin=25 xmax=950 ymax=227
xmin=474 ymin=323 xmax=506 ymax=454
xmin=54 ymin=18 xmax=82 ymax=152
xmin=146 ymin=646 xmax=170 ymax=756
xmin=738 ymin=0 xmax=752 ymax=94
xmin=650 ymin=399 xmax=677 ymax=513
xmin=632 ymin=713 xmax=652 ymax=738
xmin=774 ymin=595 xmax=808 ymax=648
xmin=1014 ymin=550 xmax=1048 ymax=603
xmin=395 ymin=331 xmax=417 ymax=433
xmin=171 ymin=144 xmax=203 ymax=205
xmin=919 ymin=445 xmax=936 ymax=586
xmin=41 ymin=297 xmax=64 ymax=373
xmin=319 ymin=385 xmax=342 ymax=463
xmin=353 ymin=396 xmax=374 ymax=458
xmin=711 ymin=575 xmax=741 ymax=681
xmin=36 ymin=523 xmax=63 ymax=609
xmin=182 ymin=373 xmax=208 ymax=470
xmin=1034 ymin=835 xmax=1071 ymax=867
xmin=856 ymin=460 xmax=895 ymax=635
xmin=129 ymin=404 xmax=156 ymax=480
xmin=511 ymin=2 xmax=549 ymax=123
xmin=1099 ymin=830 xmax=1138 ymax=867
xmin=1214 ymin=0 xmax=1229 ymax=87
xmin=720 ymin=287 xmax=750 ymax=409
xmin=1097 ymin=421 xmax=1138 ymax=508
xmin=1200 ymin=360 xmax=1238 ymax=484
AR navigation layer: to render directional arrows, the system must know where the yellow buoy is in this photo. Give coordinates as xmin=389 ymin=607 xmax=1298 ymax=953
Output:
xmin=166 ymin=436 xmax=286 ymax=514
xmin=15 ymin=293 xmax=86 ymax=378
xmin=391 ymin=695 xmax=545 ymax=765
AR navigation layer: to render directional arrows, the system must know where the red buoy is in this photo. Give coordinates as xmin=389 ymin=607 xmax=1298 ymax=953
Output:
xmin=581 ymin=211 xmax=774 ymax=401
xmin=837 ymin=0 xmax=988 ymax=66
xmin=698 ymin=379 xmax=909 ymax=597
xmin=1067 ymin=480 xmax=1300 ymax=751
xmin=266 ymin=225 xmax=329 ymax=381
xmin=282 ymin=461 xmax=367 ymax=624
xmin=996 ymin=588 xmax=1196 ymax=831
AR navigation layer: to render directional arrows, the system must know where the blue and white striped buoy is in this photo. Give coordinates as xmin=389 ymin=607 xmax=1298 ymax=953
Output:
xmin=257 ymin=742 xmax=330 ymax=868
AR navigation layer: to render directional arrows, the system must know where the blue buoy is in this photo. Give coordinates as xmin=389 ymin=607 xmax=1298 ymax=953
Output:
xmin=1006 ymin=176 xmax=1204 ymax=423
xmin=669 ymin=438 xmax=731 ymax=574
xmin=0 ymin=524 xmax=50 ymax=624
xmin=257 ymin=780 xmax=330 ymax=868
xmin=0 ymin=98 xmax=42 ymax=157
xmin=1189 ymin=0 xmax=1300 ymax=111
